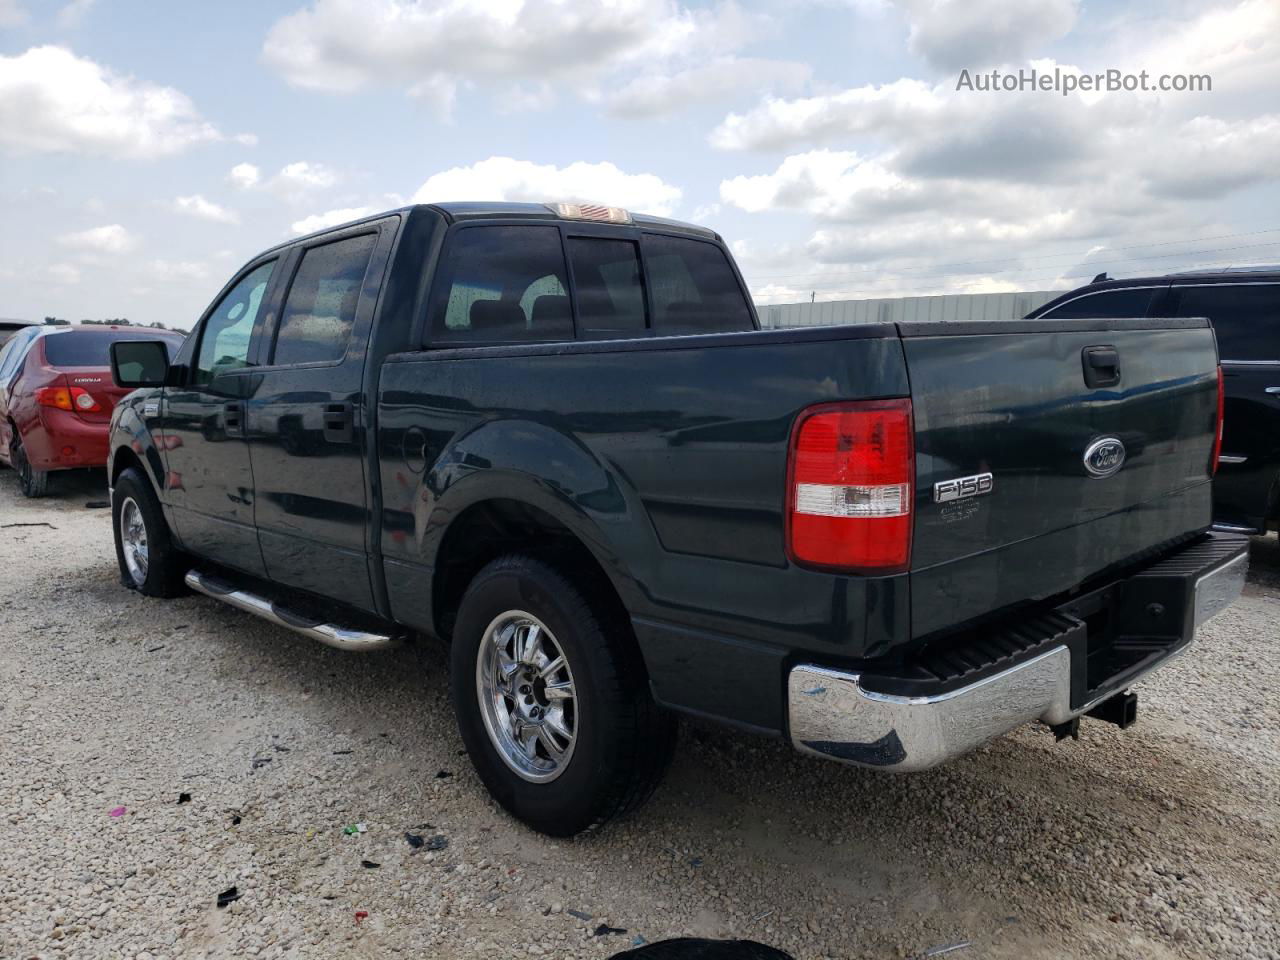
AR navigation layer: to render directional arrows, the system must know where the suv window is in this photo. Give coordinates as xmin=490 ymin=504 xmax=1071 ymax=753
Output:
xmin=195 ymin=260 xmax=276 ymax=386
xmin=1175 ymin=284 xmax=1278 ymax=360
xmin=642 ymin=234 xmax=753 ymax=334
xmin=433 ymin=226 xmax=572 ymax=343
xmin=568 ymin=237 xmax=646 ymax=338
xmin=273 ymin=234 xmax=377 ymax=365
xmin=1040 ymin=287 xmax=1156 ymax=320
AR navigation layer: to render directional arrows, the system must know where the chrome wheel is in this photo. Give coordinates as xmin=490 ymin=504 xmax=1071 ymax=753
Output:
xmin=119 ymin=497 xmax=149 ymax=584
xmin=476 ymin=610 xmax=578 ymax=783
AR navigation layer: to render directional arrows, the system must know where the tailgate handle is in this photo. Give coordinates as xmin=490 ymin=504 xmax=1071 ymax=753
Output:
xmin=1082 ymin=345 xmax=1121 ymax=388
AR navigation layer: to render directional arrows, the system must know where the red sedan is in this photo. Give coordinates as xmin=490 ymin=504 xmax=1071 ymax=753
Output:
xmin=0 ymin=326 xmax=186 ymax=497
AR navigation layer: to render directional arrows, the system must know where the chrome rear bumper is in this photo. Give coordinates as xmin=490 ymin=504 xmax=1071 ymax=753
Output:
xmin=788 ymin=540 xmax=1249 ymax=772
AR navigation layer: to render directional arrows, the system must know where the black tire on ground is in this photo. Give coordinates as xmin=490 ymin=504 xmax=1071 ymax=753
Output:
xmin=111 ymin=466 xmax=188 ymax=598
xmin=450 ymin=553 xmax=677 ymax=837
xmin=12 ymin=434 xmax=49 ymax=497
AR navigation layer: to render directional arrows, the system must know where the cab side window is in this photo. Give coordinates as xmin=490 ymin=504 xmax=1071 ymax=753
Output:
xmin=1175 ymin=284 xmax=1279 ymax=361
xmin=1040 ymin=288 xmax=1156 ymax=320
xmin=433 ymin=226 xmax=572 ymax=343
xmin=642 ymin=234 xmax=754 ymax=335
xmin=194 ymin=260 xmax=276 ymax=386
xmin=273 ymin=234 xmax=377 ymax=365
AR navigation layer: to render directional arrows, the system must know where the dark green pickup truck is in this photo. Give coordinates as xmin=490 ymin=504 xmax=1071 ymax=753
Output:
xmin=106 ymin=202 xmax=1247 ymax=835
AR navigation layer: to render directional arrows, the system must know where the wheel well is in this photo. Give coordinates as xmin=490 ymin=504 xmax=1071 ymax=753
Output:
xmin=110 ymin=446 xmax=144 ymax=486
xmin=432 ymin=498 xmax=631 ymax=643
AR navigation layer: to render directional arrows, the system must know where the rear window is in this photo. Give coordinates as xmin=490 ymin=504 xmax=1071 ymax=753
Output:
xmin=642 ymin=234 xmax=754 ymax=335
xmin=1174 ymin=283 xmax=1279 ymax=360
xmin=43 ymin=330 xmax=183 ymax=367
xmin=433 ymin=226 xmax=573 ymax=343
xmin=567 ymin=237 xmax=646 ymax=338
xmin=1039 ymin=288 xmax=1156 ymax=320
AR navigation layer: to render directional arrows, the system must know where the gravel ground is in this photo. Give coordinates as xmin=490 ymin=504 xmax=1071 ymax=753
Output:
xmin=2 ymin=469 xmax=1277 ymax=960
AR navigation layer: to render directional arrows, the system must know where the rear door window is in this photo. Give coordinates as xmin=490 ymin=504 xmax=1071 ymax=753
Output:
xmin=1174 ymin=284 xmax=1279 ymax=360
xmin=1039 ymin=288 xmax=1157 ymax=320
xmin=567 ymin=237 xmax=646 ymax=338
xmin=273 ymin=234 xmax=377 ymax=365
xmin=432 ymin=226 xmax=572 ymax=343
xmin=642 ymin=234 xmax=754 ymax=335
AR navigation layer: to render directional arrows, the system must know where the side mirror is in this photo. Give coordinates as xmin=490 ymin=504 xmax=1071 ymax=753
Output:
xmin=110 ymin=340 xmax=171 ymax=389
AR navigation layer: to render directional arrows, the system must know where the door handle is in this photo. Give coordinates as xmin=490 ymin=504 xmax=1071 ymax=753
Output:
xmin=322 ymin=402 xmax=353 ymax=443
xmin=223 ymin=401 xmax=245 ymax=438
xmin=1265 ymin=386 xmax=1280 ymax=395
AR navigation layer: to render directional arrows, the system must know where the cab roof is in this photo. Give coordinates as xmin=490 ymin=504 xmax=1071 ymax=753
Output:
xmin=279 ymin=202 xmax=720 ymax=253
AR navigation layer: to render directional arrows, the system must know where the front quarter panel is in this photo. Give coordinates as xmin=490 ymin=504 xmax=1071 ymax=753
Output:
xmin=109 ymin=388 xmax=168 ymax=497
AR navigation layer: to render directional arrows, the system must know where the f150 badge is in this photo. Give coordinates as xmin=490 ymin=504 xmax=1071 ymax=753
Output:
xmin=933 ymin=472 xmax=994 ymax=503
xmin=1083 ymin=437 xmax=1126 ymax=478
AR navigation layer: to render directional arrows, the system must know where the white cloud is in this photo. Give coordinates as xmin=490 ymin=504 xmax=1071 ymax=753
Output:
xmin=172 ymin=194 xmax=240 ymax=224
xmin=57 ymin=223 xmax=137 ymax=254
xmin=233 ymin=132 xmax=259 ymax=146
xmin=605 ymin=58 xmax=810 ymax=117
xmin=411 ymin=156 xmax=681 ymax=216
xmin=893 ymin=0 xmax=1079 ymax=72
xmin=228 ymin=162 xmax=261 ymax=189
xmin=263 ymin=0 xmax=790 ymax=117
xmin=291 ymin=206 xmax=375 ymax=235
xmin=0 ymin=0 xmax=27 ymax=27
xmin=710 ymin=79 xmax=942 ymax=151
xmin=47 ymin=263 xmax=81 ymax=285
xmin=148 ymin=259 xmax=209 ymax=282
xmin=0 ymin=46 xmax=222 ymax=158
xmin=274 ymin=161 xmax=338 ymax=192
xmin=56 ymin=0 xmax=96 ymax=28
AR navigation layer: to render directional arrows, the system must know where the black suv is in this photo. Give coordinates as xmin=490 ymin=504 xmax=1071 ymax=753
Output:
xmin=1029 ymin=267 xmax=1279 ymax=533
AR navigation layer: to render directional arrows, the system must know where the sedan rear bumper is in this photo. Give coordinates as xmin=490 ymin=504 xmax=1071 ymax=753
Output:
xmin=787 ymin=534 xmax=1249 ymax=772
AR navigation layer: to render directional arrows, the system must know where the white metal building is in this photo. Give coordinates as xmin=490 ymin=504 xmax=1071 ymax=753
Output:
xmin=756 ymin=290 xmax=1061 ymax=328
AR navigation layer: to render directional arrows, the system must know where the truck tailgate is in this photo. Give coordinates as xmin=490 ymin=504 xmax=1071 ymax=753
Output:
xmin=903 ymin=318 xmax=1218 ymax=639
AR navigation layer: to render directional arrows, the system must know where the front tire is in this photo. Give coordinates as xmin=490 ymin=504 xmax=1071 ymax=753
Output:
xmin=450 ymin=554 xmax=676 ymax=836
xmin=111 ymin=467 xmax=187 ymax=598
xmin=13 ymin=434 xmax=49 ymax=498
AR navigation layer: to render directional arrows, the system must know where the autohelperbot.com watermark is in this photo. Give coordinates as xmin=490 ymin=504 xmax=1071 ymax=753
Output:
xmin=956 ymin=66 xmax=1211 ymax=96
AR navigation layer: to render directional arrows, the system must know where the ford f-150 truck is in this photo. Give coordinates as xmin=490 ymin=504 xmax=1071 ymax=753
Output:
xmin=106 ymin=202 xmax=1248 ymax=836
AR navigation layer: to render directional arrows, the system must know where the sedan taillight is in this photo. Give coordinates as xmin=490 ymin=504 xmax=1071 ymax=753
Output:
xmin=35 ymin=386 xmax=102 ymax=413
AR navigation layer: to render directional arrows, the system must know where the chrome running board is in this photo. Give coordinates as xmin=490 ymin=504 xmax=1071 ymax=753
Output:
xmin=184 ymin=570 xmax=401 ymax=652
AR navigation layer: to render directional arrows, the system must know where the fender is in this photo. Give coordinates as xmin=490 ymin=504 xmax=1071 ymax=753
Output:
xmin=107 ymin=392 xmax=176 ymax=530
xmin=425 ymin=417 xmax=651 ymax=600
xmin=380 ymin=414 xmax=658 ymax=632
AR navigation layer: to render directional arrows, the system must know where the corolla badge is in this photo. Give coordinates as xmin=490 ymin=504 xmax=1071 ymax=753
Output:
xmin=1083 ymin=437 xmax=1126 ymax=478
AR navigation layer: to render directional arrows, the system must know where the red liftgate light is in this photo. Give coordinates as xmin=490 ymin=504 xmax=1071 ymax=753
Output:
xmin=786 ymin=399 xmax=915 ymax=573
xmin=1210 ymin=366 xmax=1224 ymax=476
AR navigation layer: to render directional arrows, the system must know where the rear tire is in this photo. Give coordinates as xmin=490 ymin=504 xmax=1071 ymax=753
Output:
xmin=13 ymin=434 xmax=49 ymax=498
xmin=450 ymin=553 xmax=676 ymax=836
xmin=112 ymin=467 xmax=187 ymax=598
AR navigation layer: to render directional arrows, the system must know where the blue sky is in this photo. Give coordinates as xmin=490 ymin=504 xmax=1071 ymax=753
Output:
xmin=1 ymin=0 xmax=1277 ymax=329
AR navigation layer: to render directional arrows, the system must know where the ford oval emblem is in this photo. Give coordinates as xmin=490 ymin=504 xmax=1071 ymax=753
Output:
xmin=1083 ymin=437 xmax=1126 ymax=478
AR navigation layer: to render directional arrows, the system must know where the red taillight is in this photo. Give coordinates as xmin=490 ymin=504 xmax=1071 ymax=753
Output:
xmin=1210 ymin=365 xmax=1224 ymax=475
xmin=35 ymin=386 xmax=101 ymax=413
xmin=786 ymin=399 xmax=914 ymax=572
